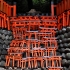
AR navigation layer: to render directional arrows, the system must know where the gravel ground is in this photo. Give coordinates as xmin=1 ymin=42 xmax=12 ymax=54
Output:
xmin=0 ymin=67 xmax=47 ymax=70
xmin=0 ymin=68 xmax=6 ymax=70
xmin=0 ymin=67 xmax=18 ymax=70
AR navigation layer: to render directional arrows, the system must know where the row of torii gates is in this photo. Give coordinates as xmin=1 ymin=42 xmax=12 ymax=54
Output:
xmin=0 ymin=0 xmax=69 ymax=70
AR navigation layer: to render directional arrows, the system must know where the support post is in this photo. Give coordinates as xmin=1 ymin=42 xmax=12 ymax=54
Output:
xmin=51 ymin=1 xmax=54 ymax=16
xmin=13 ymin=2 xmax=16 ymax=16
xmin=1 ymin=0 xmax=3 ymax=11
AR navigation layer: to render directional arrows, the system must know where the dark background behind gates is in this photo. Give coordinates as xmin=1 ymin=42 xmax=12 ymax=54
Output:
xmin=5 ymin=0 xmax=62 ymax=14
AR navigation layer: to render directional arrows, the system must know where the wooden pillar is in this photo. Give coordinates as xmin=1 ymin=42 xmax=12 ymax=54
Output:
xmin=1 ymin=0 xmax=3 ymax=11
xmin=67 ymin=11 xmax=69 ymax=26
xmin=7 ymin=17 xmax=10 ymax=30
xmin=51 ymin=1 xmax=54 ymax=16
xmin=0 ymin=17 xmax=1 ymax=28
xmin=6 ymin=4 xmax=8 ymax=15
xmin=8 ymin=6 xmax=11 ymax=16
xmin=63 ymin=13 xmax=65 ymax=27
xmin=13 ymin=2 xmax=16 ymax=16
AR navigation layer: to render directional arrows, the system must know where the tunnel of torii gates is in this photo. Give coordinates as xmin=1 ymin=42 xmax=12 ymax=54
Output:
xmin=0 ymin=0 xmax=69 ymax=70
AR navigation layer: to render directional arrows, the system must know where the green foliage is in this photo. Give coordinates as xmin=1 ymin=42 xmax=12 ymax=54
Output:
xmin=32 ymin=0 xmax=39 ymax=4
xmin=32 ymin=0 xmax=50 ymax=13
xmin=32 ymin=0 xmax=49 ymax=5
